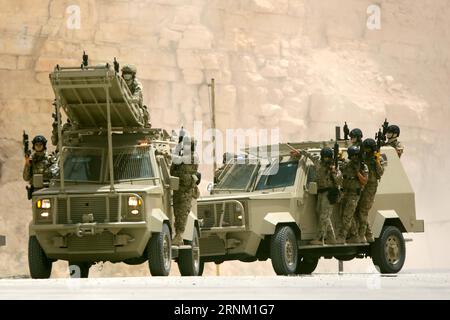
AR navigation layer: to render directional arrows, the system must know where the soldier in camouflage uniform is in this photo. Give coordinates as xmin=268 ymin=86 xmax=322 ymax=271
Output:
xmin=351 ymin=138 xmax=384 ymax=243
xmin=291 ymin=147 xmax=343 ymax=245
xmin=337 ymin=146 xmax=368 ymax=244
xmin=170 ymin=135 xmax=199 ymax=246
xmin=385 ymin=125 xmax=404 ymax=158
xmin=23 ymin=135 xmax=53 ymax=199
xmin=121 ymin=64 xmax=150 ymax=126
xmin=349 ymin=128 xmax=363 ymax=147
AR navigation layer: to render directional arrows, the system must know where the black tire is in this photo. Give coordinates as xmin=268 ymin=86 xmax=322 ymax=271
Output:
xmin=68 ymin=262 xmax=90 ymax=278
xmin=148 ymin=223 xmax=172 ymax=276
xmin=28 ymin=236 xmax=52 ymax=279
xmin=198 ymin=258 xmax=205 ymax=276
xmin=270 ymin=225 xmax=298 ymax=275
xmin=371 ymin=226 xmax=406 ymax=274
xmin=296 ymin=256 xmax=319 ymax=275
xmin=178 ymin=228 xmax=201 ymax=276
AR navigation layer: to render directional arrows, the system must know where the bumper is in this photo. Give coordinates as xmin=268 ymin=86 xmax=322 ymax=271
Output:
xmin=31 ymin=221 xmax=150 ymax=262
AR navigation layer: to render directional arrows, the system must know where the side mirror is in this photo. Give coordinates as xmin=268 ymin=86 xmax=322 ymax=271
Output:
xmin=169 ymin=176 xmax=179 ymax=191
xmin=33 ymin=174 xmax=44 ymax=189
xmin=307 ymin=182 xmax=318 ymax=195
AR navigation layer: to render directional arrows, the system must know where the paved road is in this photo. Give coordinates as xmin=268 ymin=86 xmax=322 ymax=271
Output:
xmin=0 ymin=272 xmax=449 ymax=299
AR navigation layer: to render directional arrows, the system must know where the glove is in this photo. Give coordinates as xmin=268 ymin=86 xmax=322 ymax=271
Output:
xmin=374 ymin=151 xmax=381 ymax=164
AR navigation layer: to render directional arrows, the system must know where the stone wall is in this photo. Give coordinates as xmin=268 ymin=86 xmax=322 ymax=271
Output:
xmin=1 ymin=0 xmax=449 ymax=277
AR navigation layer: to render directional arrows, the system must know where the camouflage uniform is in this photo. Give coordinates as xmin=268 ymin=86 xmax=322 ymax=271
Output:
xmin=386 ymin=138 xmax=404 ymax=158
xmin=299 ymin=150 xmax=343 ymax=243
xmin=170 ymin=137 xmax=199 ymax=245
xmin=23 ymin=151 xmax=53 ymax=199
xmin=339 ymin=159 xmax=368 ymax=241
xmin=352 ymin=154 xmax=384 ymax=241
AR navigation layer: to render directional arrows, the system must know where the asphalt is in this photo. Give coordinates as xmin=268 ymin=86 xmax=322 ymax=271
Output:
xmin=0 ymin=271 xmax=449 ymax=300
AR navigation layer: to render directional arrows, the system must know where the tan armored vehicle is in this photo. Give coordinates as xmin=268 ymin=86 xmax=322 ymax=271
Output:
xmin=197 ymin=140 xmax=424 ymax=275
xmin=28 ymin=59 xmax=200 ymax=278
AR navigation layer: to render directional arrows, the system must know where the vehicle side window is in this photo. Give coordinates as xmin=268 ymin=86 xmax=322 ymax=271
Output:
xmin=255 ymin=160 xmax=299 ymax=190
xmin=306 ymin=165 xmax=316 ymax=186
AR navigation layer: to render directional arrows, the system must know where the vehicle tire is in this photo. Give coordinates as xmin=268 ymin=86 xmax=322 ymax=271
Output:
xmin=371 ymin=226 xmax=406 ymax=274
xmin=296 ymin=256 xmax=319 ymax=275
xmin=270 ymin=225 xmax=298 ymax=275
xmin=28 ymin=236 xmax=52 ymax=279
xmin=68 ymin=262 xmax=90 ymax=278
xmin=148 ymin=223 xmax=172 ymax=276
xmin=198 ymin=258 xmax=205 ymax=276
xmin=178 ymin=228 xmax=200 ymax=276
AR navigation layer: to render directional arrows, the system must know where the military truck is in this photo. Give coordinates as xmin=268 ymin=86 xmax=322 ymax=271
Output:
xmin=197 ymin=140 xmax=424 ymax=275
xmin=28 ymin=60 xmax=200 ymax=278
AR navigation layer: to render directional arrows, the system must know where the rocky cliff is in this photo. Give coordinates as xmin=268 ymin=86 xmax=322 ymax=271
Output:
xmin=1 ymin=0 xmax=449 ymax=277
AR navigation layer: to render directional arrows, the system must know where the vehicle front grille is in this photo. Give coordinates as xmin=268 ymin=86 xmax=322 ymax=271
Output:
xmin=67 ymin=232 xmax=114 ymax=252
xmin=57 ymin=196 xmax=119 ymax=224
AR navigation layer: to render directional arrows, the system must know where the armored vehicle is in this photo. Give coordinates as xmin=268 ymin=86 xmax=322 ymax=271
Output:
xmin=28 ymin=60 xmax=200 ymax=278
xmin=197 ymin=140 xmax=424 ymax=275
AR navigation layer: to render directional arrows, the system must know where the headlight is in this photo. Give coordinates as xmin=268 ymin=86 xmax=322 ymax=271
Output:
xmin=37 ymin=199 xmax=51 ymax=209
xmin=128 ymin=196 xmax=142 ymax=207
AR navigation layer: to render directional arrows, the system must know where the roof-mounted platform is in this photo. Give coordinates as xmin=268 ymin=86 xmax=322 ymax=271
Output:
xmin=50 ymin=64 xmax=145 ymax=128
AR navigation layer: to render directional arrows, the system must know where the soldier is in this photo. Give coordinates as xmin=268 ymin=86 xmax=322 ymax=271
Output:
xmin=352 ymin=138 xmax=384 ymax=243
xmin=121 ymin=64 xmax=150 ymax=126
xmin=385 ymin=125 xmax=404 ymax=158
xmin=349 ymin=128 xmax=363 ymax=147
xmin=170 ymin=135 xmax=199 ymax=246
xmin=23 ymin=135 xmax=53 ymax=199
xmin=291 ymin=147 xmax=343 ymax=245
xmin=337 ymin=146 xmax=368 ymax=244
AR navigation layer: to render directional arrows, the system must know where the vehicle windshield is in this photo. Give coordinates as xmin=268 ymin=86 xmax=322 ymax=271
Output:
xmin=111 ymin=145 xmax=154 ymax=181
xmin=255 ymin=160 xmax=298 ymax=190
xmin=63 ymin=148 xmax=103 ymax=182
xmin=216 ymin=161 xmax=259 ymax=190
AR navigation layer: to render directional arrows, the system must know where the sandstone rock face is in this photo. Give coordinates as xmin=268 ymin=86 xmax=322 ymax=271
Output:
xmin=0 ymin=0 xmax=449 ymax=277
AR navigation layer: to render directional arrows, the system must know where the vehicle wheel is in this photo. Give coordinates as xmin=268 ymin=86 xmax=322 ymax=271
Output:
xmin=68 ymin=262 xmax=90 ymax=278
xmin=178 ymin=228 xmax=200 ymax=276
xmin=296 ymin=256 xmax=319 ymax=275
xmin=371 ymin=226 xmax=406 ymax=274
xmin=28 ymin=236 xmax=52 ymax=279
xmin=270 ymin=225 xmax=298 ymax=275
xmin=148 ymin=223 xmax=172 ymax=276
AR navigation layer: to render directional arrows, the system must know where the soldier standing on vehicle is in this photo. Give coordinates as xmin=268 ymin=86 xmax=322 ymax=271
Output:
xmin=337 ymin=146 xmax=368 ymax=244
xmin=349 ymin=128 xmax=363 ymax=147
xmin=384 ymin=125 xmax=403 ymax=158
xmin=352 ymin=138 xmax=384 ymax=243
xmin=121 ymin=64 xmax=150 ymax=126
xmin=170 ymin=135 xmax=199 ymax=246
xmin=23 ymin=135 xmax=53 ymax=199
xmin=291 ymin=147 xmax=343 ymax=245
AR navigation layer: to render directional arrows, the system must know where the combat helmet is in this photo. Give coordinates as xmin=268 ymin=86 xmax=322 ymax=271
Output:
xmin=349 ymin=128 xmax=363 ymax=141
xmin=320 ymin=147 xmax=333 ymax=159
xmin=32 ymin=135 xmax=47 ymax=150
xmin=386 ymin=125 xmax=400 ymax=137
xmin=121 ymin=64 xmax=137 ymax=75
xmin=347 ymin=145 xmax=360 ymax=158
xmin=362 ymin=138 xmax=377 ymax=152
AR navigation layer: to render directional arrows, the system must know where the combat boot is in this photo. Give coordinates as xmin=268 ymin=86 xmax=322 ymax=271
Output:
xmin=335 ymin=237 xmax=346 ymax=244
xmin=325 ymin=238 xmax=337 ymax=245
xmin=309 ymin=239 xmax=324 ymax=245
xmin=365 ymin=229 xmax=375 ymax=243
xmin=358 ymin=235 xmax=368 ymax=243
xmin=172 ymin=233 xmax=184 ymax=246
